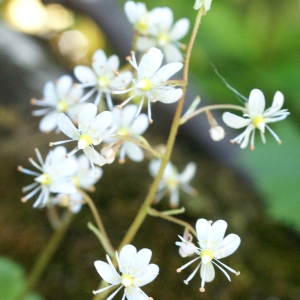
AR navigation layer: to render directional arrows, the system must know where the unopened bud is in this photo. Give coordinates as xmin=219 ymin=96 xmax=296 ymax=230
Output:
xmin=101 ymin=146 xmax=116 ymax=164
xmin=209 ymin=125 xmax=225 ymax=141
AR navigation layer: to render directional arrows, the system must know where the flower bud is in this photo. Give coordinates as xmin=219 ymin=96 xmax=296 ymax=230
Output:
xmin=101 ymin=146 xmax=116 ymax=164
xmin=209 ymin=125 xmax=225 ymax=141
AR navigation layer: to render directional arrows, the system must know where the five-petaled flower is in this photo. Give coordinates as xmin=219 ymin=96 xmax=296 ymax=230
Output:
xmin=222 ymin=89 xmax=290 ymax=149
xmin=93 ymin=244 xmax=159 ymax=300
xmin=149 ymin=159 xmax=197 ymax=207
xmin=51 ymin=103 xmax=116 ymax=167
xmin=114 ymin=47 xmax=183 ymax=123
xmin=18 ymin=147 xmax=77 ymax=208
xmin=31 ymin=75 xmax=86 ymax=132
xmin=74 ymin=49 xmax=132 ymax=109
xmin=176 ymin=218 xmax=241 ymax=292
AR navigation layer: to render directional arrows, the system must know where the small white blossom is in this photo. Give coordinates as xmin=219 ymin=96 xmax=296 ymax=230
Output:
xmin=176 ymin=218 xmax=241 ymax=292
xmin=93 ymin=244 xmax=159 ymax=300
xmin=222 ymin=89 xmax=289 ymax=149
xmin=51 ymin=103 xmax=116 ymax=167
xmin=31 ymin=75 xmax=86 ymax=132
xmin=18 ymin=147 xmax=77 ymax=208
xmin=194 ymin=0 xmax=213 ymax=12
xmin=105 ymin=104 xmax=149 ymax=163
xmin=74 ymin=49 xmax=132 ymax=109
xmin=114 ymin=47 xmax=183 ymax=123
xmin=149 ymin=159 xmax=196 ymax=207
xmin=209 ymin=125 xmax=225 ymax=141
xmin=124 ymin=1 xmax=149 ymax=35
xmin=136 ymin=7 xmax=189 ymax=63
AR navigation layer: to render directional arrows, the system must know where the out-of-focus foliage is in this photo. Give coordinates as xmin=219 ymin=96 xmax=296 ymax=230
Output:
xmin=117 ymin=0 xmax=300 ymax=230
xmin=0 ymin=257 xmax=43 ymax=300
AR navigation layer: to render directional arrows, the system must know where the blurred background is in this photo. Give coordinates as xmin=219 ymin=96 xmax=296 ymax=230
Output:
xmin=0 ymin=0 xmax=299 ymax=299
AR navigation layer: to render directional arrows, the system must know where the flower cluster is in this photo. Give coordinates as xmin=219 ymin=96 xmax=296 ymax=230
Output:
xmin=176 ymin=218 xmax=241 ymax=292
xmin=18 ymin=146 xmax=102 ymax=212
xmin=125 ymin=1 xmax=190 ymax=62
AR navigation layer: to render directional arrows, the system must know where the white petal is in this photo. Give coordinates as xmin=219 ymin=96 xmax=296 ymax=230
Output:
xmin=271 ymin=91 xmax=284 ymax=109
xmin=134 ymin=264 xmax=159 ymax=287
xmin=248 ymin=89 xmax=265 ymax=116
xmin=214 ymin=234 xmax=241 ymax=259
xmin=90 ymin=111 xmax=113 ymax=134
xmin=125 ymin=286 xmax=148 ymax=300
xmin=78 ymin=103 xmax=98 ymax=131
xmin=163 ymin=43 xmax=183 ymax=63
xmin=68 ymin=84 xmax=84 ymax=103
xmin=50 ymin=180 xmax=76 ymax=194
xmin=110 ymin=71 xmax=132 ymax=89
xmin=43 ymin=81 xmax=57 ymax=104
xmin=83 ymin=147 xmax=106 ymax=166
xmin=153 ymin=62 xmax=183 ymax=83
xmin=107 ymin=55 xmax=119 ymax=74
xmin=126 ymin=142 xmax=144 ymax=162
xmin=57 ymin=75 xmax=72 ymax=100
xmin=208 ymin=220 xmax=228 ymax=249
xmin=156 ymin=88 xmax=182 ymax=104
xmin=222 ymin=112 xmax=251 ymax=129
xmin=240 ymin=125 xmax=254 ymax=149
xmin=169 ymin=18 xmax=190 ymax=40
xmin=120 ymin=104 xmax=138 ymax=127
xmin=148 ymin=159 xmax=161 ymax=178
xmin=74 ymin=66 xmax=97 ymax=85
xmin=138 ymin=47 xmax=163 ymax=78
xmin=130 ymin=113 xmax=148 ymax=135
xmin=178 ymin=162 xmax=196 ymax=183
xmin=200 ymin=262 xmax=215 ymax=282
xmin=39 ymin=111 xmax=59 ymax=132
xmin=129 ymin=248 xmax=152 ymax=277
xmin=196 ymin=218 xmax=210 ymax=248
xmin=94 ymin=260 xmax=120 ymax=284
xmin=119 ymin=244 xmax=137 ymax=274
xmin=91 ymin=49 xmax=107 ymax=76
xmin=136 ymin=37 xmax=156 ymax=52
xmin=57 ymin=113 xmax=80 ymax=140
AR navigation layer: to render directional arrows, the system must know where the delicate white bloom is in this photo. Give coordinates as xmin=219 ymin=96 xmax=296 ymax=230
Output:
xmin=176 ymin=218 xmax=241 ymax=292
xmin=93 ymin=244 xmax=159 ymax=299
xmin=124 ymin=1 xmax=149 ymax=35
xmin=104 ymin=104 xmax=149 ymax=163
xmin=18 ymin=147 xmax=77 ymax=208
xmin=178 ymin=229 xmax=196 ymax=258
xmin=31 ymin=75 xmax=86 ymax=132
xmin=51 ymin=103 xmax=116 ymax=167
xmin=149 ymin=159 xmax=196 ymax=207
xmin=136 ymin=7 xmax=190 ymax=63
xmin=222 ymin=89 xmax=290 ymax=149
xmin=52 ymin=154 xmax=102 ymax=213
xmin=194 ymin=0 xmax=213 ymax=12
xmin=74 ymin=49 xmax=132 ymax=109
xmin=114 ymin=47 xmax=183 ymax=123
xmin=209 ymin=126 xmax=225 ymax=141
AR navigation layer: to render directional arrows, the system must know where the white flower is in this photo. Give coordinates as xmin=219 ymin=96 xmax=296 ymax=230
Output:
xmin=51 ymin=103 xmax=116 ymax=167
xmin=93 ymin=244 xmax=159 ymax=300
xmin=136 ymin=7 xmax=190 ymax=63
xmin=31 ymin=75 xmax=86 ymax=132
xmin=74 ymin=49 xmax=132 ymax=109
xmin=176 ymin=218 xmax=241 ymax=292
xmin=18 ymin=147 xmax=77 ymax=208
xmin=222 ymin=89 xmax=290 ymax=149
xmin=124 ymin=1 xmax=149 ymax=35
xmin=105 ymin=104 xmax=149 ymax=163
xmin=149 ymin=159 xmax=196 ymax=207
xmin=209 ymin=125 xmax=225 ymax=141
xmin=53 ymin=193 xmax=83 ymax=214
xmin=114 ymin=47 xmax=183 ymax=123
xmin=178 ymin=229 xmax=196 ymax=258
xmin=194 ymin=0 xmax=213 ymax=12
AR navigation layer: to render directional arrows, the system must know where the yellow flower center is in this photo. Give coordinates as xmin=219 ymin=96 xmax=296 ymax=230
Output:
xmin=72 ymin=176 xmax=80 ymax=187
xmin=98 ymin=76 xmax=109 ymax=89
xmin=36 ymin=173 xmax=52 ymax=185
xmin=134 ymin=20 xmax=148 ymax=34
xmin=200 ymin=249 xmax=214 ymax=264
xmin=78 ymin=134 xmax=92 ymax=149
xmin=252 ymin=115 xmax=265 ymax=128
xmin=136 ymin=78 xmax=152 ymax=91
xmin=57 ymin=100 xmax=68 ymax=112
xmin=117 ymin=128 xmax=129 ymax=136
xmin=166 ymin=177 xmax=178 ymax=189
xmin=157 ymin=33 xmax=169 ymax=46
xmin=121 ymin=274 xmax=134 ymax=287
